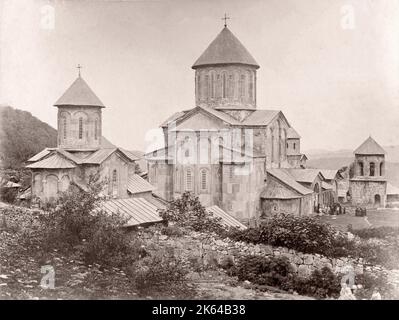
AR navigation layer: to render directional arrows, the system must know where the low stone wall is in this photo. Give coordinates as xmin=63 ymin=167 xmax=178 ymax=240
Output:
xmin=139 ymin=230 xmax=387 ymax=278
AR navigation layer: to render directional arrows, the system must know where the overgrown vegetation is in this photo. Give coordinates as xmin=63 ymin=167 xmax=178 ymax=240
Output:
xmin=225 ymin=214 xmax=399 ymax=269
xmin=159 ymin=192 xmax=227 ymax=233
xmin=0 ymin=106 xmax=57 ymax=169
xmin=349 ymin=226 xmax=399 ymax=240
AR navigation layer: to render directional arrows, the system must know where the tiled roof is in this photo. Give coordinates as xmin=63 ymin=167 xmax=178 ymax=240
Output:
xmin=101 ymin=136 xmax=116 ymax=148
xmin=160 ymin=111 xmax=190 ymax=127
xmin=26 ymin=153 xmax=76 ymax=169
xmin=267 ymin=169 xmax=313 ymax=196
xmin=127 ymin=174 xmax=154 ymax=194
xmin=192 ymin=27 xmax=259 ymax=69
xmin=99 ymin=198 xmax=163 ymax=227
xmin=206 ymin=205 xmax=247 ymax=230
xmin=354 ymin=136 xmax=386 ymax=155
xmin=287 ymin=127 xmax=301 ymax=139
xmin=54 ymin=77 xmax=105 ymax=107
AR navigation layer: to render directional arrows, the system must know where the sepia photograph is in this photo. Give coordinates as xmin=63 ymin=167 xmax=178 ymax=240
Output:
xmin=1 ymin=0 xmax=399 ymax=308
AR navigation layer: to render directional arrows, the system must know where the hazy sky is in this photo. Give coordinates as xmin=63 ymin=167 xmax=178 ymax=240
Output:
xmin=1 ymin=0 xmax=399 ymax=153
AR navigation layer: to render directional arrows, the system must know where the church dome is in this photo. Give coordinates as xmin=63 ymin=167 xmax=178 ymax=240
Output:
xmin=192 ymin=26 xmax=259 ymax=70
xmin=54 ymin=76 xmax=105 ymax=108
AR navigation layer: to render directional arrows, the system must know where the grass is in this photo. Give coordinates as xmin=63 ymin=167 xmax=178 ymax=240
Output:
xmin=317 ymin=208 xmax=399 ymax=231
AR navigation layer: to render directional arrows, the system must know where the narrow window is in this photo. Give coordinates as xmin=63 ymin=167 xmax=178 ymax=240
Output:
xmin=240 ymin=74 xmax=245 ymax=97
xmin=197 ymin=74 xmax=201 ymax=99
xmin=185 ymin=149 xmax=190 ymax=157
xmin=370 ymin=162 xmax=375 ymax=176
xmin=94 ymin=119 xmax=98 ymax=140
xmin=78 ymin=117 xmax=83 ymax=139
xmin=293 ymin=143 xmax=296 ymax=150
xmin=210 ymin=73 xmax=215 ymax=98
xmin=186 ymin=169 xmax=192 ymax=191
xmin=286 ymin=142 xmax=289 ymax=149
xmin=222 ymin=73 xmax=227 ymax=98
xmin=359 ymin=162 xmax=364 ymax=176
xmin=380 ymin=162 xmax=384 ymax=176
xmin=201 ymin=169 xmax=207 ymax=190
xmin=63 ymin=118 xmax=67 ymax=139
xmin=229 ymin=166 xmax=234 ymax=180
xmin=204 ymin=75 xmax=209 ymax=99
xmin=112 ymin=169 xmax=118 ymax=196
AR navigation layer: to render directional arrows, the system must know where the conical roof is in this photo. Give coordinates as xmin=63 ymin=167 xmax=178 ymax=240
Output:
xmin=54 ymin=77 xmax=105 ymax=107
xmin=192 ymin=27 xmax=259 ymax=69
xmin=354 ymin=136 xmax=386 ymax=155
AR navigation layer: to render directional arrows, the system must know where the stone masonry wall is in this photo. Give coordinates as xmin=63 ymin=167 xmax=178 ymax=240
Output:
xmin=139 ymin=230 xmax=387 ymax=279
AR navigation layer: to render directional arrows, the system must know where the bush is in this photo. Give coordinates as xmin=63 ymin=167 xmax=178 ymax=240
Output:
xmin=350 ymin=226 xmax=399 ymax=240
xmin=159 ymin=192 xmax=226 ymax=233
xmin=24 ymin=175 xmax=140 ymax=268
xmin=130 ymin=252 xmax=194 ymax=298
xmin=226 ymin=214 xmax=339 ymax=256
xmin=286 ymin=267 xmax=342 ymax=299
xmin=232 ymin=255 xmax=294 ymax=288
xmin=161 ymin=225 xmax=185 ymax=237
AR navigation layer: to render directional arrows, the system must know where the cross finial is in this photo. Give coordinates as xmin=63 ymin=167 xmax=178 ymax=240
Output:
xmin=221 ymin=13 xmax=230 ymax=27
xmin=77 ymin=64 xmax=82 ymax=77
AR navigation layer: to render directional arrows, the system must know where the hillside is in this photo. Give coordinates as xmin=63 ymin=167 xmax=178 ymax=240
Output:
xmin=0 ymin=106 xmax=57 ymax=169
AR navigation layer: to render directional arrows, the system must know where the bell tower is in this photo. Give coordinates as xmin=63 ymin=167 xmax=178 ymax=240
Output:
xmin=54 ymin=69 xmax=105 ymax=150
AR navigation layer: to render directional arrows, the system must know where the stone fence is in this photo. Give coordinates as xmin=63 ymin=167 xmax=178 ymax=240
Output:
xmin=139 ymin=230 xmax=387 ymax=279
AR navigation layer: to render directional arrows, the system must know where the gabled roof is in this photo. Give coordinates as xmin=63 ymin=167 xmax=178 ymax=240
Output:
xmin=287 ymin=127 xmax=301 ymax=139
xmin=26 ymin=153 xmax=76 ymax=169
xmin=81 ymin=148 xmax=117 ymax=164
xmin=54 ymin=77 xmax=105 ymax=108
xmin=162 ymin=106 xmax=285 ymax=128
xmin=282 ymin=168 xmax=324 ymax=184
xmin=266 ymin=169 xmax=313 ymax=196
xmin=322 ymin=182 xmax=333 ymax=190
xmin=192 ymin=27 xmax=259 ymax=69
xmin=354 ymin=136 xmax=386 ymax=155
xmin=127 ymin=174 xmax=154 ymax=194
xmin=319 ymin=169 xmax=340 ymax=181
xmin=206 ymin=205 xmax=247 ymax=230
xmin=119 ymin=149 xmax=141 ymax=161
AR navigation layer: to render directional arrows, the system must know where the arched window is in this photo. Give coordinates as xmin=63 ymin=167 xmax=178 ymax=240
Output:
xmin=78 ymin=117 xmax=83 ymax=139
xmin=210 ymin=73 xmax=215 ymax=98
xmin=200 ymin=169 xmax=208 ymax=191
xmin=63 ymin=118 xmax=67 ymax=139
xmin=286 ymin=142 xmax=289 ymax=149
xmin=359 ymin=161 xmax=364 ymax=176
xmin=239 ymin=74 xmax=245 ymax=98
xmin=185 ymin=149 xmax=190 ymax=157
xmin=228 ymin=74 xmax=234 ymax=98
xmin=94 ymin=119 xmax=98 ymax=140
xmin=293 ymin=143 xmax=296 ymax=150
xmin=370 ymin=162 xmax=375 ymax=176
xmin=222 ymin=73 xmax=227 ymax=98
xmin=186 ymin=169 xmax=193 ymax=191
xmin=380 ymin=162 xmax=384 ymax=176
xmin=197 ymin=74 xmax=201 ymax=99
xmin=112 ymin=169 xmax=118 ymax=196
xmin=204 ymin=75 xmax=209 ymax=99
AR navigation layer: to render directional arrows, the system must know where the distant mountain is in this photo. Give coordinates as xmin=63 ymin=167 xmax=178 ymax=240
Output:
xmin=0 ymin=106 xmax=57 ymax=169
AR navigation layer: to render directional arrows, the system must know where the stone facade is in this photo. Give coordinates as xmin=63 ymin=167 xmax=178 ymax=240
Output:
xmin=57 ymin=106 xmax=102 ymax=150
xmin=349 ymin=138 xmax=387 ymax=208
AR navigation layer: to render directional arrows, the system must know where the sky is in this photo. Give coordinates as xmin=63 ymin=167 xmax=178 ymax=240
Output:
xmin=1 ymin=0 xmax=399 ymax=153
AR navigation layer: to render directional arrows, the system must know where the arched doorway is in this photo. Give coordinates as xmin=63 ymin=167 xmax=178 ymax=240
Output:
xmin=374 ymin=194 xmax=381 ymax=206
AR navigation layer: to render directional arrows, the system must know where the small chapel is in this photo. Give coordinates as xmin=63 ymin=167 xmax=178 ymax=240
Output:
xmin=25 ymin=71 xmax=166 ymax=218
xmin=145 ymin=23 xmax=337 ymax=222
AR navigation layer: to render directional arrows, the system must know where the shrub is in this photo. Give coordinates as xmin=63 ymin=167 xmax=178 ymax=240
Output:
xmin=355 ymin=272 xmax=396 ymax=299
xmin=159 ymin=192 xmax=226 ymax=233
xmin=350 ymin=226 xmax=399 ymax=240
xmin=226 ymin=214 xmax=339 ymax=256
xmin=287 ymin=267 xmax=342 ymax=299
xmin=161 ymin=225 xmax=185 ymax=237
xmin=233 ymin=255 xmax=293 ymax=288
xmin=130 ymin=253 xmax=193 ymax=298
